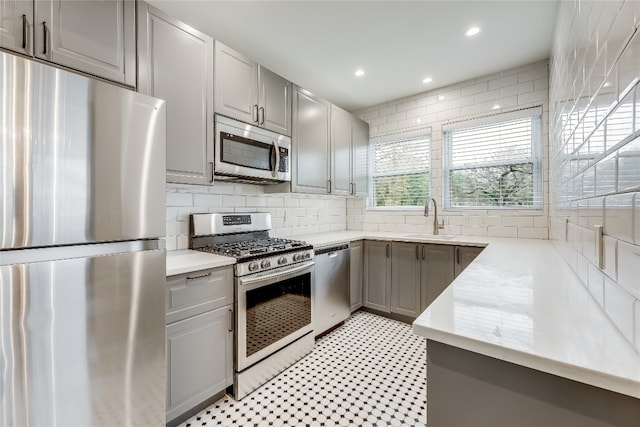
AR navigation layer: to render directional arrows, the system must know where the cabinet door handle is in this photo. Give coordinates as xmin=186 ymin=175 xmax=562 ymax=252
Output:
xmin=259 ymin=107 xmax=265 ymax=125
xmin=209 ymin=161 xmax=214 ymax=182
xmin=186 ymin=272 xmax=212 ymax=280
xmin=456 ymin=247 xmax=460 ymax=264
xmin=42 ymin=21 xmax=47 ymax=55
xmin=386 ymin=243 xmax=390 ymax=258
xmin=22 ymin=14 xmax=27 ymax=49
xmin=252 ymin=104 xmax=259 ymax=123
xmin=421 ymin=245 xmax=425 ymax=260
xmin=415 ymin=245 xmax=419 ymax=260
xmin=326 ymin=179 xmax=332 ymax=194
xmin=228 ymin=308 xmax=234 ymax=332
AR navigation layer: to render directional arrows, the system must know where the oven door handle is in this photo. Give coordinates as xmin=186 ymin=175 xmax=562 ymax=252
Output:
xmin=239 ymin=261 xmax=315 ymax=288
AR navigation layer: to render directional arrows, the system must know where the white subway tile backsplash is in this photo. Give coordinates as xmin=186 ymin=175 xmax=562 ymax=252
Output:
xmin=587 ymin=262 xmax=605 ymax=307
xmin=617 ymin=240 xmax=640 ymax=300
xmin=550 ymin=0 xmax=640 ymax=350
xmin=604 ymin=193 xmax=634 ymax=243
xmin=222 ymin=195 xmax=246 ymax=208
xmin=166 ymin=191 xmax=193 ymax=207
xmin=604 ymin=277 xmax=636 ymax=344
xmin=603 ymin=235 xmax=618 ymax=281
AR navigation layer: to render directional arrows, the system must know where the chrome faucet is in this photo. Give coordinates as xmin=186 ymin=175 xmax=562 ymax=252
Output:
xmin=424 ymin=197 xmax=444 ymax=235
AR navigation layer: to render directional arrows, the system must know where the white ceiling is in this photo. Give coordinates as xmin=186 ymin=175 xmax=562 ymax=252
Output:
xmin=148 ymin=1 xmax=559 ymax=112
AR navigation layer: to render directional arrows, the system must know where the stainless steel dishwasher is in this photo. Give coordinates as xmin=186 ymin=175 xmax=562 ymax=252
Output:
xmin=313 ymin=243 xmax=350 ymax=337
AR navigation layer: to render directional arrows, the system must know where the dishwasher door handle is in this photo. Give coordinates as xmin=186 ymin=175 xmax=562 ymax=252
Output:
xmin=328 ymin=252 xmax=337 ymax=258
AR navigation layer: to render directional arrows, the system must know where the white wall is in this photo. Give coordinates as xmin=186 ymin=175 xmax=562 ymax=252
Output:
xmin=166 ymin=182 xmax=346 ymax=250
xmin=549 ymin=0 xmax=640 ymax=352
xmin=350 ymin=60 xmax=550 ymax=239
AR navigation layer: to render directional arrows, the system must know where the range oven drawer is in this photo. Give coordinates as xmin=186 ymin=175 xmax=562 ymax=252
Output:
xmin=166 ymin=266 xmax=233 ymax=324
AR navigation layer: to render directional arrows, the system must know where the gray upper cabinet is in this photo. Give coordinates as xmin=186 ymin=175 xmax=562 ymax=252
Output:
xmin=291 ymin=93 xmax=370 ymax=196
xmin=420 ymin=244 xmax=455 ymax=312
xmin=292 ymin=86 xmax=331 ymax=193
xmin=363 ymin=240 xmax=391 ymax=313
xmin=34 ymin=0 xmax=135 ymax=86
xmin=391 ymin=242 xmax=421 ymax=318
xmin=259 ymin=66 xmax=292 ymax=135
xmin=214 ymin=41 xmax=291 ymax=135
xmin=0 ymin=0 xmax=33 ymax=55
xmin=331 ymin=105 xmax=353 ymax=195
xmin=138 ymin=3 xmax=214 ymax=185
xmin=214 ymin=42 xmax=257 ymax=125
xmin=454 ymin=246 xmax=484 ymax=277
xmin=351 ymin=116 xmax=369 ymax=197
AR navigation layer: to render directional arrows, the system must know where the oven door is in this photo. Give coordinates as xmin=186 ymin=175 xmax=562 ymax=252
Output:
xmin=236 ymin=261 xmax=314 ymax=371
xmin=214 ymin=115 xmax=291 ymax=182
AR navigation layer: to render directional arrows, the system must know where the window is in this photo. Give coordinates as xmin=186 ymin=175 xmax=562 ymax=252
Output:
xmin=369 ymin=131 xmax=431 ymax=209
xmin=443 ymin=107 xmax=542 ymax=209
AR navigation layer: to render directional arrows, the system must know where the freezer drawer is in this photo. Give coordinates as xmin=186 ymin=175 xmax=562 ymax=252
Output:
xmin=0 ymin=247 xmax=166 ymax=427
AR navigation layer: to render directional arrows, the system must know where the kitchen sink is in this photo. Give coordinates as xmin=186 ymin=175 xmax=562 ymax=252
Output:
xmin=402 ymin=234 xmax=457 ymax=240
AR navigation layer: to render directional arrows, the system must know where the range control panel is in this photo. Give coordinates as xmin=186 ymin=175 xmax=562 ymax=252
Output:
xmin=222 ymin=215 xmax=252 ymax=226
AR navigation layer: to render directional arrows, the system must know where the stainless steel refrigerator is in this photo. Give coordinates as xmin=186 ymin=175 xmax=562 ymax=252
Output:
xmin=0 ymin=51 xmax=167 ymax=426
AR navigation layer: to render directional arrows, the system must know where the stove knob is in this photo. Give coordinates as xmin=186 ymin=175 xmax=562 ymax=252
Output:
xmin=278 ymin=256 xmax=288 ymax=265
xmin=304 ymin=252 xmax=311 ymax=259
xmin=293 ymin=253 xmax=300 ymax=262
xmin=248 ymin=262 xmax=259 ymax=272
xmin=260 ymin=259 xmax=271 ymax=269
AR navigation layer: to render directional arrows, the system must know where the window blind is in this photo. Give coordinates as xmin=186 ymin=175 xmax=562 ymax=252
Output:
xmin=368 ymin=133 xmax=431 ymax=209
xmin=444 ymin=108 xmax=542 ymax=209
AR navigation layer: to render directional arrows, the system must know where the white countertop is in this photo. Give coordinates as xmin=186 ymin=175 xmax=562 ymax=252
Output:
xmin=292 ymin=230 xmax=640 ymax=399
xmin=166 ymin=249 xmax=235 ymax=276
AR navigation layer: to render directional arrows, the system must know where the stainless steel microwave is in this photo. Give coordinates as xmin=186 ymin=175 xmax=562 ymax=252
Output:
xmin=214 ymin=115 xmax=291 ymax=184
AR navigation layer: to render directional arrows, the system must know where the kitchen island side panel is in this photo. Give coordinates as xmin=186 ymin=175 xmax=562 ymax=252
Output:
xmin=426 ymin=340 xmax=640 ymax=427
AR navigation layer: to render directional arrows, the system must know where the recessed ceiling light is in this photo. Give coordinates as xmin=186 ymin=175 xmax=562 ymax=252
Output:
xmin=465 ymin=26 xmax=480 ymax=37
xmin=603 ymin=81 xmax=611 ymax=88
xmin=354 ymin=69 xmax=365 ymax=77
xmin=492 ymin=104 xmax=501 ymax=110
xmin=438 ymin=95 xmax=446 ymax=100
xmin=422 ymin=77 xmax=433 ymax=84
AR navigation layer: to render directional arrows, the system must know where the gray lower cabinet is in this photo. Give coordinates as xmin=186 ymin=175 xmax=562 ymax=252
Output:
xmin=454 ymin=246 xmax=484 ymax=277
xmin=349 ymin=241 xmax=363 ymax=311
xmin=2 ymin=0 xmax=135 ymax=86
xmin=363 ymin=241 xmax=483 ymax=319
xmin=165 ymin=266 xmax=233 ymax=424
xmin=420 ymin=244 xmax=455 ymax=312
xmin=391 ymin=242 xmax=421 ymax=318
xmin=363 ymin=240 xmax=392 ymax=312
xmin=138 ymin=3 xmax=214 ymax=185
xmin=166 ymin=306 xmax=232 ymax=422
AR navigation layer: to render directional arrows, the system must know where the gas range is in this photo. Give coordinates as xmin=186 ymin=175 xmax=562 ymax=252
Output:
xmin=190 ymin=212 xmax=316 ymax=400
xmin=190 ymin=213 xmax=314 ymax=276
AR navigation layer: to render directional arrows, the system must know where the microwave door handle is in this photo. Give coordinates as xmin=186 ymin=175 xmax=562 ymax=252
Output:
xmin=271 ymin=140 xmax=280 ymax=178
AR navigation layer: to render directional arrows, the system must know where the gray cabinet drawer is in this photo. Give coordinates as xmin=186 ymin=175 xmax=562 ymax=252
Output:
xmin=166 ymin=266 xmax=233 ymax=324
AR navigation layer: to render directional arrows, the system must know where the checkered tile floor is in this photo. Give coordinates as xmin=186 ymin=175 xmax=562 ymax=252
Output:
xmin=179 ymin=311 xmax=427 ymax=427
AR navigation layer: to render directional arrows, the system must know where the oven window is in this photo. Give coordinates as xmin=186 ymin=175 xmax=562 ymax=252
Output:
xmin=245 ymin=272 xmax=311 ymax=357
xmin=221 ymin=132 xmax=271 ymax=171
